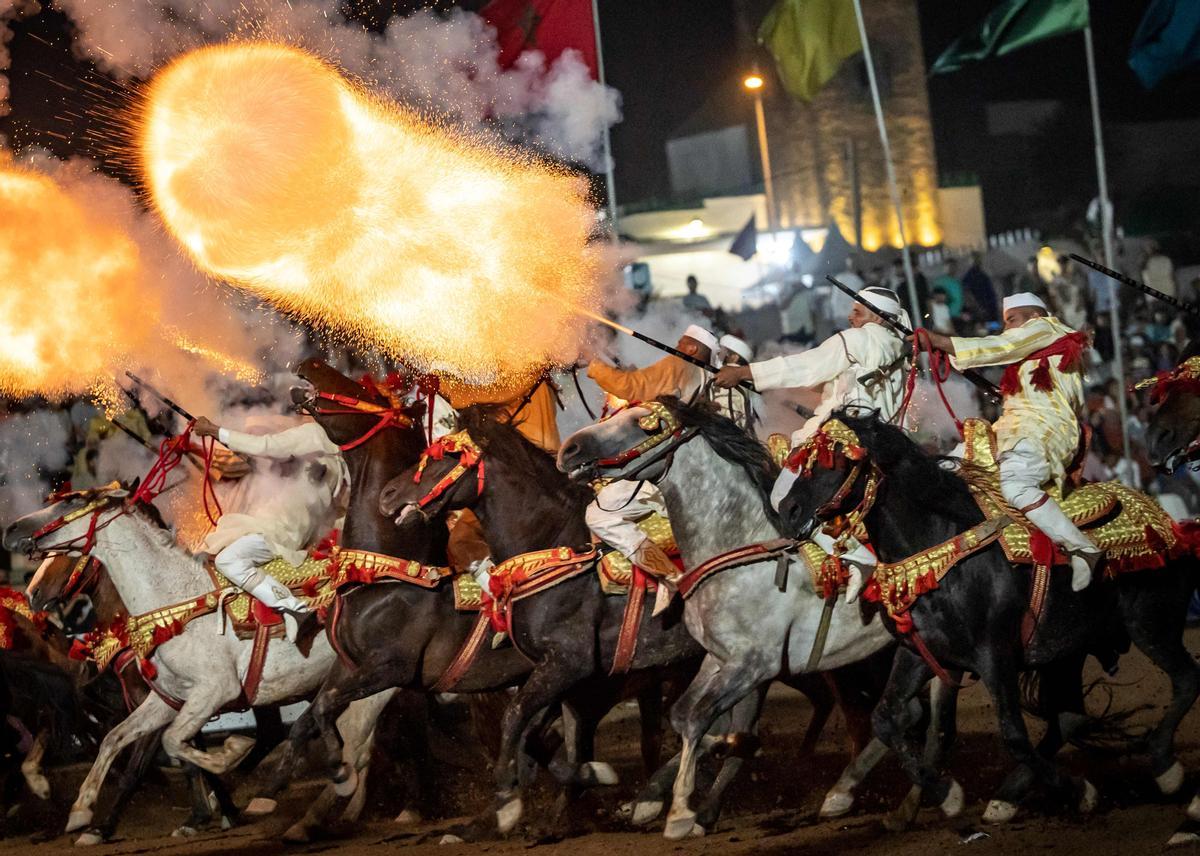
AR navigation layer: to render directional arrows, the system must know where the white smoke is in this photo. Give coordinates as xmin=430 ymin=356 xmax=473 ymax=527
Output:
xmin=0 ymin=409 xmax=72 ymax=520
xmin=52 ymin=0 xmax=621 ymax=168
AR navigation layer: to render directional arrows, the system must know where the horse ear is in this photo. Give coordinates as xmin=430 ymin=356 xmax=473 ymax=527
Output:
xmin=124 ymin=476 xmax=141 ymax=496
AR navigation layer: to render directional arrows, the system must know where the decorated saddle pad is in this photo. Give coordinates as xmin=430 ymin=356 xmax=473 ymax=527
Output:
xmin=959 ymin=418 xmax=1182 ymax=574
xmin=598 ymin=512 xmax=676 ymax=595
xmin=209 ymin=553 xmax=338 ymax=637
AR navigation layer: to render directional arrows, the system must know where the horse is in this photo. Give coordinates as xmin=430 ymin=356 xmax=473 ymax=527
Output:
xmin=278 ymin=367 xmax=707 ymax=838
xmin=556 ymin=398 xmax=907 ymax=839
xmin=774 ymin=410 xmax=1200 ymax=824
xmin=1143 ymin=339 xmax=1200 ymax=471
xmin=27 ymin=553 xmax=286 ymax=843
xmin=3 ymin=461 xmax=397 ymax=840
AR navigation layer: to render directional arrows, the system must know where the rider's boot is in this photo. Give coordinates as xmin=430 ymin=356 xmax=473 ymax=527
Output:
xmin=632 ymin=540 xmax=680 ymax=617
xmin=1023 ymin=501 xmax=1102 ymax=591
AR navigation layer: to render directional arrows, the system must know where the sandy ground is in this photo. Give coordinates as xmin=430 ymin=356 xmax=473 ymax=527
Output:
xmin=4 ymin=630 xmax=1200 ymax=855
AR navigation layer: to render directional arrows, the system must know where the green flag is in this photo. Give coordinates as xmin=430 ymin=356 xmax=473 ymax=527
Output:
xmin=931 ymin=0 xmax=1089 ymax=75
xmin=758 ymin=0 xmax=862 ymax=102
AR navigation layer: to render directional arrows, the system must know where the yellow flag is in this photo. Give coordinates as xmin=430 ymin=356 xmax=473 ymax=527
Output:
xmin=758 ymin=0 xmax=863 ymax=102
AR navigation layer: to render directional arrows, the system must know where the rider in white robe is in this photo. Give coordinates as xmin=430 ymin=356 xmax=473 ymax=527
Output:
xmin=193 ymin=415 xmax=348 ymax=643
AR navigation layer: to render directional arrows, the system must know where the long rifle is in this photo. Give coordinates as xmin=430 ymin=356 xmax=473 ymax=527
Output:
xmin=124 ymin=371 xmax=197 ymax=422
xmin=825 ymin=275 xmax=1002 ymax=402
xmin=1068 ymin=253 xmax=1200 ymax=317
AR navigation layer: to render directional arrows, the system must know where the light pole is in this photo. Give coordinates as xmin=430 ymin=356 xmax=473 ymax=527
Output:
xmin=744 ymin=73 xmax=778 ymax=235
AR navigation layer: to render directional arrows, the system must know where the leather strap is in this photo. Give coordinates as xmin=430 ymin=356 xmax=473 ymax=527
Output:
xmin=676 ymin=538 xmax=796 ymax=600
xmin=609 ymin=569 xmax=648 ymax=675
xmin=241 ymin=622 xmax=272 ymax=705
xmin=432 ymin=611 xmax=492 ymax=693
xmin=1021 ymin=561 xmax=1051 ymax=647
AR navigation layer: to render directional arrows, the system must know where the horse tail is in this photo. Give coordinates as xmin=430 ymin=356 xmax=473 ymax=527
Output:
xmin=1019 ymin=668 xmax=1149 ymax=753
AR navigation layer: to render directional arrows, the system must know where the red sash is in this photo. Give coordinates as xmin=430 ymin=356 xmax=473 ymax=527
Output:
xmin=999 ymin=331 xmax=1090 ymax=397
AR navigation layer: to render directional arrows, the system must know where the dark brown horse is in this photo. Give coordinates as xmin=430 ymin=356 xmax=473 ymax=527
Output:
xmin=1144 ymin=339 xmax=1200 ymax=471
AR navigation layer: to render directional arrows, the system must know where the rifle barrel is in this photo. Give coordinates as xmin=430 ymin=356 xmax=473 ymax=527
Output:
xmin=1068 ymin=253 xmax=1200 ymax=317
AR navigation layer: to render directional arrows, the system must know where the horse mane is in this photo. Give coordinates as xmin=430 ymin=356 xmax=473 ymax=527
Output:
xmin=1182 ymin=337 xmax=1200 ymax=362
xmin=456 ymin=405 xmax=594 ymax=512
xmin=832 ymin=409 xmax=983 ymax=526
xmin=656 ymin=396 xmax=782 ymax=530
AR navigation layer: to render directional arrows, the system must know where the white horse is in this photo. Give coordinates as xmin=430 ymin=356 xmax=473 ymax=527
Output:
xmin=558 ymin=399 xmax=963 ymax=839
xmin=4 ymin=484 xmax=394 ymax=841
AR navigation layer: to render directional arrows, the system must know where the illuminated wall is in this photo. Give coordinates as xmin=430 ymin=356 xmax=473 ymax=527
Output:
xmin=749 ymin=0 xmax=942 ymax=250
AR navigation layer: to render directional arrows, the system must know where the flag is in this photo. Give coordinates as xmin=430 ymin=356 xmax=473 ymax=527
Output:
xmin=729 ymin=215 xmax=757 ymax=260
xmin=757 ymin=0 xmax=862 ymax=103
xmin=930 ymin=0 xmax=1088 ymax=75
xmin=482 ymin=0 xmax=598 ymax=79
xmin=1128 ymin=0 xmax=1200 ymax=90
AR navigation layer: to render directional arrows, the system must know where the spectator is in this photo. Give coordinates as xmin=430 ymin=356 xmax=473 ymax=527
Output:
xmin=888 ymin=257 xmax=930 ymax=324
xmin=962 ymin=250 xmax=999 ymax=322
xmin=1141 ymin=240 xmax=1176 ymax=299
xmin=682 ymin=275 xmax=713 ymax=315
xmin=929 ymin=289 xmax=953 ymax=334
xmin=1050 ymin=255 xmax=1088 ymax=330
xmin=829 ymin=255 xmax=864 ymax=328
xmin=932 ymin=257 xmax=964 ymax=319
xmin=779 ymin=280 xmax=815 ymax=345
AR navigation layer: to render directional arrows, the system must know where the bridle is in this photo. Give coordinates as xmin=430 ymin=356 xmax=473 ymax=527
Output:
xmin=590 ymin=401 xmax=699 ymax=484
xmin=410 ymin=431 xmax=486 ymax=510
xmin=304 ymin=388 xmax=416 ymax=451
xmin=786 ymin=420 xmax=883 ymax=542
xmin=1139 ymin=356 xmax=1200 ymax=465
xmin=26 ymin=486 xmax=130 ymax=559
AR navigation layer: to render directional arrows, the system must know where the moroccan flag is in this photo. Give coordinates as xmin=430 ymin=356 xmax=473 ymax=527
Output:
xmin=757 ymin=0 xmax=862 ymax=103
xmin=930 ymin=0 xmax=1088 ymax=75
xmin=1128 ymin=0 xmax=1200 ymax=90
xmin=482 ymin=0 xmax=598 ymax=79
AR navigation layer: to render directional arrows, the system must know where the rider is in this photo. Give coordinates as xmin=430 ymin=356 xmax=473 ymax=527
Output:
xmin=584 ymin=324 xmax=719 ymax=611
xmin=714 ymin=334 xmax=759 ymax=433
xmin=192 ymin=414 xmax=348 ymax=646
xmin=714 ymin=287 xmax=910 ymax=601
xmin=919 ymin=292 xmax=1100 ymax=591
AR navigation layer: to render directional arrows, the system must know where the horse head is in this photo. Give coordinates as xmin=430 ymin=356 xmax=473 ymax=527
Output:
xmin=26 ymin=555 xmax=99 ymax=613
xmin=775 ymin=415 xmax=880 ymax=541
xmin=3 ymin=483 xmax=132 ymax=561
xmin=557 ymin=398 xmax=688 ymax=486
xmin=1144 ymin=341 xmax=1200 ymax=472
xmin=379 ymin=431 xmax=484 ymax=528
xmin=290 ymin=358 xmax=425 ymax=452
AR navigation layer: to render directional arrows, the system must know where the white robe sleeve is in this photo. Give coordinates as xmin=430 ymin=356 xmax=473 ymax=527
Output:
xmin=749 ymin=333 xmax=853 ymax=391
xmin=217 ymin=422 xmax=340 ymax=459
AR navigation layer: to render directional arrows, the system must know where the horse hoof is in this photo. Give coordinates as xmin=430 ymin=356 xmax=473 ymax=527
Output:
xmin=439 ymin=834 xmax=465 ymax=845
xmin=243 ymin=797 xmax=277 ymax=817
xmin=496 ymin=796 xmax=523 ymax=834
xmin=982 ymin=800 xmax=1018 ymax=824
xmin=66 ymin=809 xmax=93 ymax=834
xmin=333 ymin=763 xmax=359 ymax=797
xmin=939 ymin=781 xmax=963 ymax=819
xmin=579 ymin=761 xmax=619 ymax=786
xmin=171 ymin=825 xmax=197 ymax=838
xmin=631 ymin=800 xmax=664 ymax=826
xmin=220 ymin=815 xmax=234 ymax=831
xmin=223 ymin=734 xmax=256 ymax=766
xmin=1188 ymin=794 xmax=1200 ymax=822
xmin=282 ymin=823 xmax=312 ymax=843
xmin=25 ymin=774 xmax=50 ymax=801
xmin=689 ymin=823 xmax=706 ymax=838
xmin=73 ymin=831 xmax=104 ymax=847
xmin=819 ymin=788 xmax=854 ymax=819
xmin=1078 ymin=779 xmax=1098 ymax=814
xmin=1168 ymin=830 xmax=1200 ymax=848
xmin=394 ymin=808 xmax=422 ymax=825
xmin=663 ymin=810 xmax=698 ymax=841
xmin=1157 ymin=761 xmax=1186 ymax=796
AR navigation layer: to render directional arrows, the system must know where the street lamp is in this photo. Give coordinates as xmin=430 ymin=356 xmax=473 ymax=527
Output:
xmin=743 ymin=72 xmax=778 ymax=235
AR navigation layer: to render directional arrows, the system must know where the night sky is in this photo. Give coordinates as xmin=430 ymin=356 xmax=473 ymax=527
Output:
xmin=3 ymin=1 xmax=1200 ymax=209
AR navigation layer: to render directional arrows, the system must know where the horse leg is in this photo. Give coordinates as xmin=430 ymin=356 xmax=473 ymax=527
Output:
xmin=67 ymin=694 xmax=175 ymax=833
xmin=19 ymin=728 xmax=49 ymax=801
xmin=979 ymin=649 xmax=1081 ymax=824
xmin=239 ymin=705 xmax=285 ymax=772
xmin=257 ymin=704 xmax=322 ymax=807
xmin=694 ymin=683 xmax=770 ymax=831
xmin=174 ymin=763 xmax=217 ymax=837
xmin=493 ymin=660 xmax=591 ymax=835
xmin=664 ymin=655 xmax=770 ymax=840
xmin=77 ymin=728 xmax=165 ymax=845
xmin=1121 ymin=579 xmax=1200 ymax=794
xmin=160 ymin=687 xmax=250 ymax=776
xmin=871 ymin=647 xmax=961 ymax=831
xmin=637 ymin=682 xmax=664 ymax=776
xmin=786 ymin=674 xmax=836 ymax=757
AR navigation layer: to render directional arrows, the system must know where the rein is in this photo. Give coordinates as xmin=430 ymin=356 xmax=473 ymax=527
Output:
xmin=312 ymin=390 xmax=416 ymax=451
xmin=411 ymin=432 xmax=485 ymax=508
xmin=591 ymin=401 xmax=700 ymax=484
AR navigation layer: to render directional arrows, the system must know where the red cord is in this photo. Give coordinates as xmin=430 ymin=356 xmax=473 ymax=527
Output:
xmin=129 ymin=422 xmax=223 ymax=526
xmin=898 ymin=328 xmax=963 ymax=439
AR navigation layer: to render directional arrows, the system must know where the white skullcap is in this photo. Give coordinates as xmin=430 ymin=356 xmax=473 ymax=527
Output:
xmin=682 ymin=324 xmax=720 ymax=355
xmin=719 ymin=334 xmax=753 ymax=363
xmin=858 ymin=287 xmax=911 ymax=332
xmin=1003 ymin=292 xmax=1048 ymax=313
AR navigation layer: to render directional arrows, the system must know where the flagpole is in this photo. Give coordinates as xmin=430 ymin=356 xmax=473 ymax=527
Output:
xmin=1083 ymin=22 xmax=1133 ymax=481
xmin=851 ymin=0 xmax=921 ymax=325
xmin=591 ymin=0 xmax=619 ymax=244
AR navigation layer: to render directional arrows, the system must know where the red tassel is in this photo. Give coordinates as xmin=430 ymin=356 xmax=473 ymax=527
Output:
xmin=68 ymin=639 xmax=89 ymax=661
xmin=301 ymin=577 xmax=321 ymax=598
xmin=140 ymin=658 xmax=158 ymax=680
xmin=1000 ymin=365 xmax=1022 ymax=397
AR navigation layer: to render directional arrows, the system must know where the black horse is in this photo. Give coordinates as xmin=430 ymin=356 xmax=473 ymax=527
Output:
xmin=1144 ymin=339 xmax=1200 ymax=471
xmin=778 ymin=411 xmax=1200 ymax=822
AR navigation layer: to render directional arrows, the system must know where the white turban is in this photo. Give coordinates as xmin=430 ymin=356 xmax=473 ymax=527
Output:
xmin=858 ymin=287 xmax=911 ymax=332
xmin=682 ymin=324 xmax=720 ymax=364
xmin=1003 ymin=292 xmax=1048 ymax=313
xmin=718 ymin=334 xmax=754 ymax=364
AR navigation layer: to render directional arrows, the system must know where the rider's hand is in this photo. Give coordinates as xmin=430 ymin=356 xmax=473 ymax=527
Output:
xmin=192 ymin=416 xmax=221 ymax=439
xmin=713 ymin=365 xmax=752 ymax=389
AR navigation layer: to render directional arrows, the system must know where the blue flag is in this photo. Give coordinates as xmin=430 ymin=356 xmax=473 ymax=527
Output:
xmin=729 ymin=215 xmax=757 ymax=261
xmin=1129 ymin=0 xmax=1200 ymax=90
